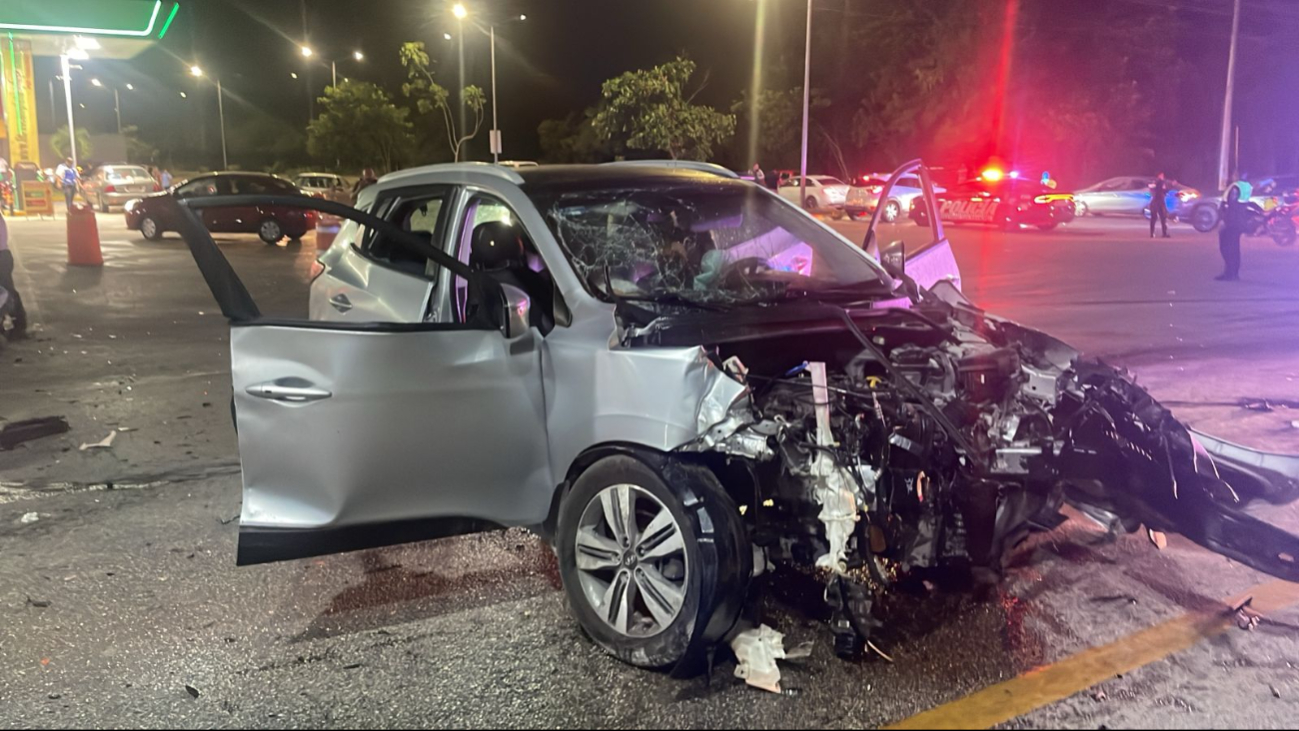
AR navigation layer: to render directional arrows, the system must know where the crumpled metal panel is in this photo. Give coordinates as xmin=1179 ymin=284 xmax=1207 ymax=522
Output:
xmin=543 ymin=311 xmax=751 ymax=480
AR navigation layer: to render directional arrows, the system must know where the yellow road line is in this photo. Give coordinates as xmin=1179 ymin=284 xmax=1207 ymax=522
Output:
xmin=885 ymin=579 xmax=1299 ymax=730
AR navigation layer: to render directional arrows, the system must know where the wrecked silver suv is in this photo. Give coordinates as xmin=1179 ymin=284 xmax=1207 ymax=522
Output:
xmin=176 ymin=161 xmax=1299 ymax=678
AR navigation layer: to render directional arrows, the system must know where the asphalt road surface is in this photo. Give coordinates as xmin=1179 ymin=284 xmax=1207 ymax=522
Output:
xmin=2 ymin=210 xmax=1298 ymax=728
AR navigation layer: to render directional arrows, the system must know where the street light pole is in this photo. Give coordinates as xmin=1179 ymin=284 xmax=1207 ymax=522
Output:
xmin=490 ymin=24 xmax=499 ymax=164
xmin=331 ymin=60 xmax=336 ymax=87
xmin=113 ymin=87 xmax=122 ymax=134
xmin=217 ymin=77 xmax=228 ymax=169
xmin=798 ymin=0 xmax=812 ymax=209
xmin=60 ymin=54 xmax=78 ymax=169
xmin=1217 ymin=0 xmax=1242 ymax=191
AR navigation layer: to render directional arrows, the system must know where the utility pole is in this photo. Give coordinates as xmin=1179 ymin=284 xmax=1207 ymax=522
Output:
xmin=113 ymin=88 xmax=122 ymax=134
xmin=490 ymin=25 xmax=499 ymax=164
xmin=1217 ymin=0 xmax=1242 ymax=191
xmin=60 ymin=54 xmax=78 ymax=169
xmin=217 ymin=77 xmax=228 ymax=169
xmin=798 ymin=0 xmax=812 ymax=209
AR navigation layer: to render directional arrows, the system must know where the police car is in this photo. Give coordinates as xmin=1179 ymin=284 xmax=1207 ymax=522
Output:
xmin=913 ymin=174 xmax=1075 ymax=231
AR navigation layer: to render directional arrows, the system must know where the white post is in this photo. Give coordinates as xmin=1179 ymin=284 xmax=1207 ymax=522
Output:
xmin=217 ymin=77 xmax=228 ymax=169
xmin=490 ymin=25 xmax=499 ymax=164
xmin=331 ymin=60 xmax=337 ymax=87
xmin=1218 ymin=0 xmax=1242 ymax=191
xmin=798 ymin=0 xmax=812 ymax=209
xmin=114 ymin=87 xmax=122 ymax=134
xmin=60 ymin=54 xmax=78 ymax=169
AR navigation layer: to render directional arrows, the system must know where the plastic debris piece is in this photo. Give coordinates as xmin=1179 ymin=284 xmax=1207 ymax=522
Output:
xmin=79 ymin=431 xmax=117 ymax=451
xmin=784 ymin=640 xmax=815 ymax=660
xmin=25 ymin=596 xmax=51 ymax=608
xmin=20 ymin=512 xmax=39 ymax=524
xmin=731 ymin=624 xmax=788 ymax=693
xmin=185 ymin=685 xmax=200 ymax=699
xmin=1148 ymin=529 xmax=1168 ymax=550
xmin=867 ymin=640 xmax=894 ymax=663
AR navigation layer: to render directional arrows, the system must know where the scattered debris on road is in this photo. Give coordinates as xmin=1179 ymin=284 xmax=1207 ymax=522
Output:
xmin=1231 ymin=596 xmax=1263 ymax=631
xmin=184 ymin=685 xmax=200 ymax=699
xmin=0 ymin=416 xmax=70 ymax=451
xmin=1147 ymin=529 xmax=1168 ymax=550
xmin=25 ymin=596 xmax=51 ymax=608
xmin=731 ymin=624 xmax=797 ymax=693
xmin=20 ymin=512 xmax=39 ymax=524
xmin=78 ymin=431 xmax=117 ymax=451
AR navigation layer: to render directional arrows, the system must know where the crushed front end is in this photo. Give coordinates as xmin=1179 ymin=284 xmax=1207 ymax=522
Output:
xmin=650 ymin=289 xmax=1299 ymax=658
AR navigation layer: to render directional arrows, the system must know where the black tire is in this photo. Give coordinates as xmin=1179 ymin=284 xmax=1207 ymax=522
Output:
xmin=881 ymin=199 xmax=901 ymax=223
xmin=1036 ymin=222 xmax=1059 ymax=231
xmin=258 ymin=219 xmax=284 ymax=245
xmin=97 ymin=195 xmax=109 ymax=213
xmin=140 ymin=216 xmax=163 ymax=241
xmin=557 ymin=455 xmax=746 ymax=670
xmin=804 ymin=196 xmax=818 ymax=211
xmin=1190 ymin=204 xmax=1218 ymax=233
xmin=1074 ymin=201 xmax=1089 ymax=218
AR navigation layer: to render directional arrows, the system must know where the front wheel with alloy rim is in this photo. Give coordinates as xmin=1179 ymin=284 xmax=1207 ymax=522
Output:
xmin=1190 ymin=204 xmax=1219 ymax=233
xmin=557 ymin=455 xmax=747 ymax=669
xmin=1073 ymin=201 xmax=1089 ymax=218
xmin=258 ymin=219 xmax=284 ymax=245
xmin=140 ymin=216 xmax=163 ymax=240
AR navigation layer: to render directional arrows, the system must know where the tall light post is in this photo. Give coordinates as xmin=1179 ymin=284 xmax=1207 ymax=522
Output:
xmin=798 ymin=0 xmax=812 ymax=210
xmin=191 ymin=65 xmax=228 ymax=170
xmin=453 ymin=3 xmax=468 ymax=143
xmin=91 ymin=78 xmax=125 ymax=134
xmin=453 ymin=4 xmax=527 ymax=163
xmin=60 ymin=47 xmax=89 ymax=169
xmin=1217 ymin=0 xmax=1242 ymax=191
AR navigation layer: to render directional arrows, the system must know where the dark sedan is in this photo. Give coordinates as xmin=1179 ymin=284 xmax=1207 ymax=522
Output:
xmin=124 ymin=172 xmax=314 ymax=244
xmin=912 ymin=178 xmax=1075 ymax=231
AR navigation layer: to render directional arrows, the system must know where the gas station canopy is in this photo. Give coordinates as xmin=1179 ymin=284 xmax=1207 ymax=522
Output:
xmin=1 ymin=0 xmax=179 ymax=59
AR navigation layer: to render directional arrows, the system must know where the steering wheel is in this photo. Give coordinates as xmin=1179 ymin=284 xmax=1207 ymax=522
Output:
xmin=720 ymin=257 xmax=774 ymax=287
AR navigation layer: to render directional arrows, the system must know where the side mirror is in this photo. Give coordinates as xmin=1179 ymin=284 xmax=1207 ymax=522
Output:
xmin=880 ymin=240 xmax=906 ymax=279
xmin=499 ymin=283 xmax=531 ymax=339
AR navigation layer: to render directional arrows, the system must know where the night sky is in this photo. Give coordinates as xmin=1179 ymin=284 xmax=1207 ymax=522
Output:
xmin=27 ymin=0 xmax=1299 ymax=182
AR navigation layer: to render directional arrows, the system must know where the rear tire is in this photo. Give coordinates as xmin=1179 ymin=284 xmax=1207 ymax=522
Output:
xmin=557 ymin=455 xmax=746 ymax=670
xmin=804 ymin=196 xmax=818 ymax=211
xmin=140 ymin=216 xmax=163 ymax=241
xmin=258 ymin=219 xmax=284 ymax=245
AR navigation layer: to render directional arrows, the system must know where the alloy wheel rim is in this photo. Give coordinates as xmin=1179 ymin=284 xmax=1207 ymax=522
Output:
xmin=574 ymin=484 xmax=688 ymax=638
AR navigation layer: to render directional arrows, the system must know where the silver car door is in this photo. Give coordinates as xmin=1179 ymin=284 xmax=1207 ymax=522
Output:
xmin=310 ymin=186 xmax=454 ymax=323
xmin=172 ymin=193 xmax=552 ymax=565
xmin=864 ymin=159 xmax=961 ymax=292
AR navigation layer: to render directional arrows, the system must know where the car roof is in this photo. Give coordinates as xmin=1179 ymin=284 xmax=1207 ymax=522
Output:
xmin=517 ymin=164 xmax=744 ymax=192
xmin=297 ymin=172 xmax=341 ymax=177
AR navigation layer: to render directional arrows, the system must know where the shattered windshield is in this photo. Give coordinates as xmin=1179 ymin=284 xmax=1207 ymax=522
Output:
xmin=529 ymin=180 xmax=889 ymax=304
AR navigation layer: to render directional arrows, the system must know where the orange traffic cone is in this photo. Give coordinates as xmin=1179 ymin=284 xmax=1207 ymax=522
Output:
xmin=66 ymin=202 xmax=103 ymax=266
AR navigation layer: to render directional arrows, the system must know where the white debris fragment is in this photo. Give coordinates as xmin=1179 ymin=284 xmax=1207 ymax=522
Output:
xmin=808 ymin=362 xmax=861 ymax=572
xmin=20 ymin=512 xmax=40 ymax=524
xmin=731 ymin=624 xmax=788 ymax=693
xmin=79 ymin=431 xmax=117 ymax=451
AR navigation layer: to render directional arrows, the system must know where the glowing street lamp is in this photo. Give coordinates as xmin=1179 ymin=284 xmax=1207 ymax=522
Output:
xmin=188 ymin=65 xmax=228 ymax=169
xmin=91 ymin=78 xmax=103 ymax=87
xmin=452 ymin=3 xmax=468 ymax=20
xmin=353 ymin=50 xmax=364 ymax=61
xmin=300 ymin=45 xmax=314 ymax=58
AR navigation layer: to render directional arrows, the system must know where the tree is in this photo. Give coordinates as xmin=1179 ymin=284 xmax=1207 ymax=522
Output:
xmin=306 ymin=80 xmax=414 ymax=173
xmin=730 ymin=87 xmax=829 ymax=170
xmin=538 ymin=108 xmax=621 ymax=163
xmin=400 ymin=41 xmax=486 ymax=162
xmin=592 ymin=57 xmax=736 ymax=161
xmin=50 ymin=126 xmax=93 ymax=161
xmin=121 ymin=125 xmax=159 ymax=165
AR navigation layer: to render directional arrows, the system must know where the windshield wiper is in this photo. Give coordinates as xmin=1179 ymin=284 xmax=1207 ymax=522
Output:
xmin=765 ymin=283 xmax=891 ymax=304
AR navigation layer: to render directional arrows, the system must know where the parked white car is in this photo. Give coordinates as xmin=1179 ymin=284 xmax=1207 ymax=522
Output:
xmin=846 ymin=172 xmax=946 ymax=223
xmin=778 ymin=175 xmax=850 ymax=211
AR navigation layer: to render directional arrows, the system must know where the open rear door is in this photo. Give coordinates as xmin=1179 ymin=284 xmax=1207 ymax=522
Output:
xmin=863 ymin=160 xmax=962 ymax=293
xmin=174 ymin=195 xmax=554 ymax=565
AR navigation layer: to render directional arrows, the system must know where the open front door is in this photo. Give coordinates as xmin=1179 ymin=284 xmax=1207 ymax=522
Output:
xmin=230 ymin=321 xmax=551 ymax=565
xmin=863 ymin=160 xmax=962 ymax=293
xmin=174 ymin=195 xmax=554 ymax=565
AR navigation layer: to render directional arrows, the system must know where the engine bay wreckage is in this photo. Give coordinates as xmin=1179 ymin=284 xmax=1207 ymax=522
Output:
xmin=634 ymin=277 xmax=1299 ymax=670
xmin=173 ymin=160 xmax=1299 ymax=690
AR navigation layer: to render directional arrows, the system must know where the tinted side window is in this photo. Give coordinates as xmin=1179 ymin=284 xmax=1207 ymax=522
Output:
xmin=360 ymin=190 xmax=452 ymax=279
xmin=176 ymin=178 xmax=220 ymax=197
